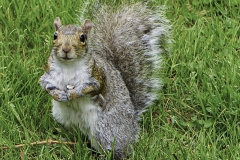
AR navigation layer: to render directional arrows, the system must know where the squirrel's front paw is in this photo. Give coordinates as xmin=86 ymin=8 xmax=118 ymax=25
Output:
xmin=49 ymin=89 xmax=68 ymax=102
xmin=67 ymin=89 xmax=82 ymax=100
xmin=45 ymin=84 xmax=68 ymax=102
xmin=66 ymin=82 xmax=100 ymax=100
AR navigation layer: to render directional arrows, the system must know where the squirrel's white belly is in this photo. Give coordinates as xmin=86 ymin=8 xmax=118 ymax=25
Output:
xmin=52 ymin=97 xmax=99 ymax=139
xmin=51 ymin=59 xmax=100 ymax=145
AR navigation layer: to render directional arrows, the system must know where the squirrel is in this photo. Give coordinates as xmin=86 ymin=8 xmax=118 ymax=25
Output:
xmin=40 ymin=3 xmax=170 ymax=159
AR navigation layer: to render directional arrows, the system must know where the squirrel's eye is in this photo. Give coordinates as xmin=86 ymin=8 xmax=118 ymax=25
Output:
xmin=80 ymin=34 xmax=85 ymax=42
xmin=54 ymin=33 xmax=58 ymax=40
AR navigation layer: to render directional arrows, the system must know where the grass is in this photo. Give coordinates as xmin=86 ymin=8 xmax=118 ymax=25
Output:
xmin=0 ymin=0 xmax=239 ymax=159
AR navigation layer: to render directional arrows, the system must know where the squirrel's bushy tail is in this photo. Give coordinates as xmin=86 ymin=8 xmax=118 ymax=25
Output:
xmin=88 ymin=3 xmax=171 ymax=113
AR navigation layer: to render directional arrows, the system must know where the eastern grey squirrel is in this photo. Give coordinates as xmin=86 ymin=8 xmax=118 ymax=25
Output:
xmin=40 ymin=3 xmax=171 ymax=159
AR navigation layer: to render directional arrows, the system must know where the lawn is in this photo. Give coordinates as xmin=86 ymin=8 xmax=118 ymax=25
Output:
xmin=0 ymin=0 xmax=239 ymax=159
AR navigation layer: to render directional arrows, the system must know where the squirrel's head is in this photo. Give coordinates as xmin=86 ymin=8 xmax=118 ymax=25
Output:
xmin=52 ymin=17 xmax=92 ymax=62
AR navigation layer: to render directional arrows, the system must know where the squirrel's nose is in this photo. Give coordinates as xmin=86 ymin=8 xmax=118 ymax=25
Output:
xmin=62 ymin=44 xmax=72 ymax=54
xmin=62 ymin=47 xmax=71 ymax=54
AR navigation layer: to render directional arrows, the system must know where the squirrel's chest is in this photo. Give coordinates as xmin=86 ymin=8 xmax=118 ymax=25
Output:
xmin=51 ymin=60 xmax=90 ymax=90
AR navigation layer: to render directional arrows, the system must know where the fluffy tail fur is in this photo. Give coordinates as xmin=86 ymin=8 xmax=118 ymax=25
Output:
xmin=87 ymin=3 xmax=171 ymax=113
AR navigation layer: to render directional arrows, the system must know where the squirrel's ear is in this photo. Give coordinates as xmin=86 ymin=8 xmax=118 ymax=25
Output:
xmin=82 ymin=19 xmax=93 ymax=35
xmin=54 ymin=17 xmax=62 ymax=31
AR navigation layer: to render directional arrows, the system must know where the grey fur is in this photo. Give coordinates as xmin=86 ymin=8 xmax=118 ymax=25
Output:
xmin=89 ymin=4 xmax=171 ymax=114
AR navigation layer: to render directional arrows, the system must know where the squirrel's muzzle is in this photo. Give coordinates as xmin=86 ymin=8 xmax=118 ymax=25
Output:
xmin=62 ymin=44 xmax=72 ymax=54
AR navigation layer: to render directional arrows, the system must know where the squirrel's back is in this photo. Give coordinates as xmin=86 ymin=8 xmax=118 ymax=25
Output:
xmin=88 ymin=3 xmax=171 ymax=113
